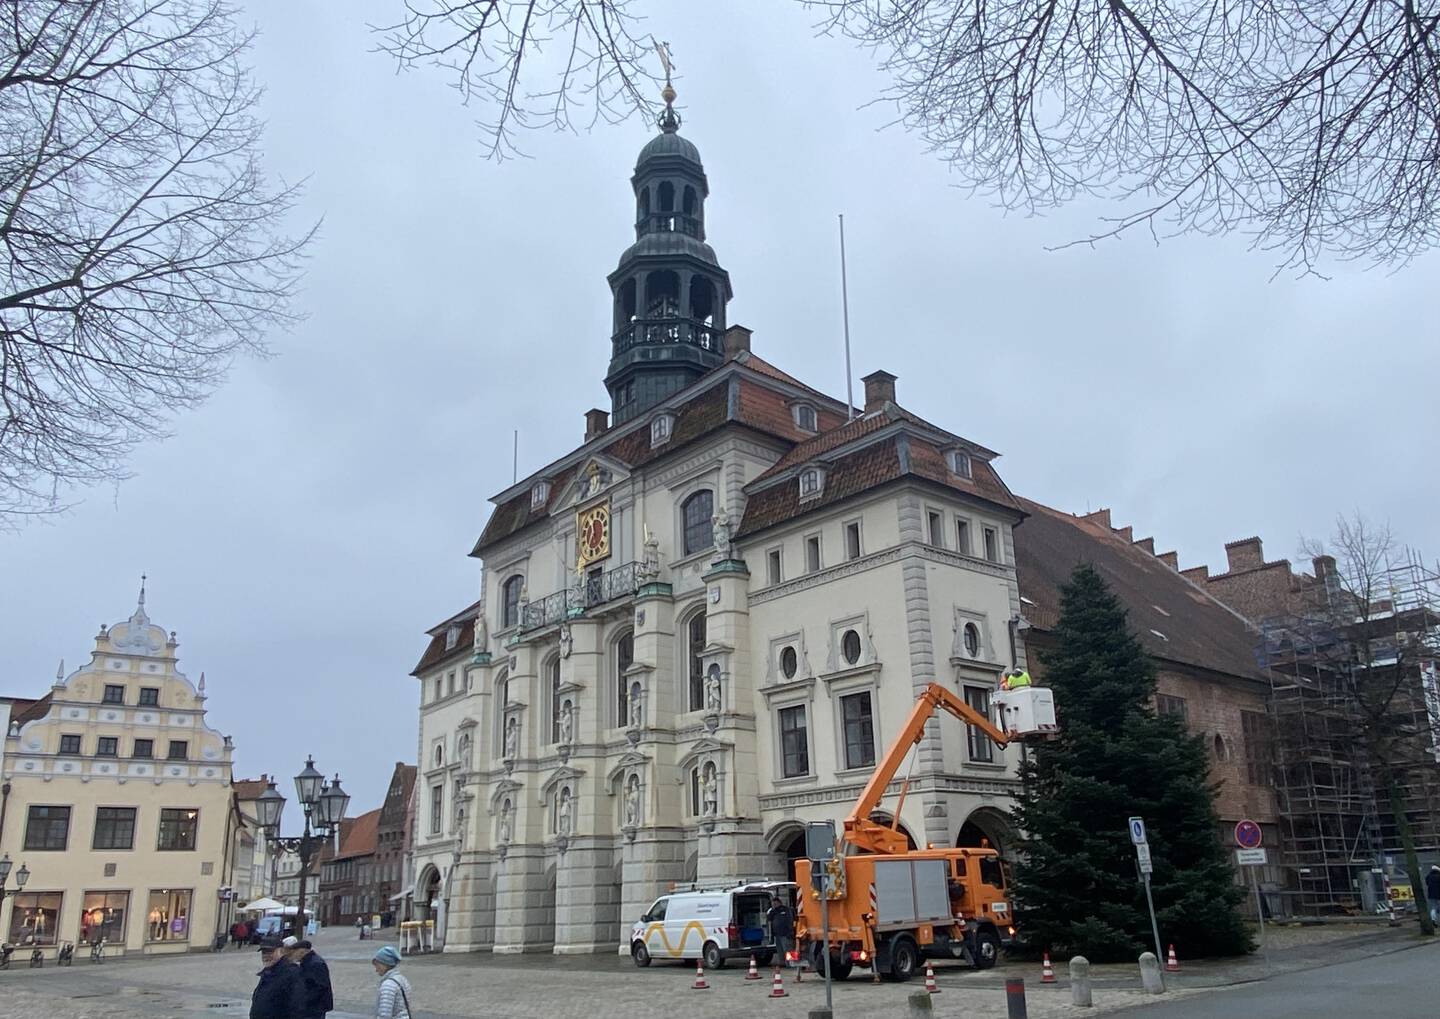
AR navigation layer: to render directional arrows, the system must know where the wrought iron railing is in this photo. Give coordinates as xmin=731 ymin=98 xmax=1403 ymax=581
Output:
xmin=520 ymin=562 xmax=643 ymax=631
xmin=637 ymin=213 xmax=702 ymax=238
xmin=612 ymin=318 xmax=717 ymax=356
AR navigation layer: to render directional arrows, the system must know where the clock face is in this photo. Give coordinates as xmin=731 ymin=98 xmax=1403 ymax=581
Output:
xmin=577 ymin=502 xmax=611 ymax=566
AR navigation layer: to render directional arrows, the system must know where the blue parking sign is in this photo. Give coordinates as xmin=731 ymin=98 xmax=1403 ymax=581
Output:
xmin=1128 ymin=817 xmax=1147 ymax=845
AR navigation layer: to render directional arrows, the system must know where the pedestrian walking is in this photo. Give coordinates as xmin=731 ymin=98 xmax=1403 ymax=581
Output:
xmin=288 ymin=938 xmax=333 ymax=1019
xmin=1426 ymin=865 xmax=1440 ymax=924
xmin=372 ymin=945 xmax=412 ymax=1019
xmin=766 ymin=894 xmax=796 ymax=969
xmin=250 ymin=938 xmax=304 ymax=1019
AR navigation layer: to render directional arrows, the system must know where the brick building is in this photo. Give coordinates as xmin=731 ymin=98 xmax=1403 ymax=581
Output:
xmin=319 ymin=809 xmax=379 ymax=927
xmin=375 ymin=763 xmax=416 ymax=925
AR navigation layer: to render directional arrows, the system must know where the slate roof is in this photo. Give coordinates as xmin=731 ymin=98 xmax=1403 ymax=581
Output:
xmin=409 ymin=600 xmax=481 ymax=676
xmin=1012 ymin=498 xmax=1264 ymax=682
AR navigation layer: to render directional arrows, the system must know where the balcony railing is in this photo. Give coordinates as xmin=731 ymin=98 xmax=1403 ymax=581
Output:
xmin=612 ymin=318 xmax=717 ymax=356
xmin=520 ymin=561 xmax=643 ymax=632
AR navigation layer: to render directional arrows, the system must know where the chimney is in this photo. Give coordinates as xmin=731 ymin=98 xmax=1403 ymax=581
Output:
xmin=862 ymin=370 xmax=897 ymax=413
xmin=1312 ymin=554 xmax=1336 ymax=580
xmin=1134 ymin=537 xmax=1156 ymax=555
xmin=584 ymin=408 xmax=609 ymax=441
xmin=722 ymin=324 xmax=752 ymax=359
xmin=1158 ymin=551 xmax=1179 ymax=570
xmin=1181 ymin=565 xmax=1210 ymax=583
xmin=1082 ymin=508 xmax=1112 ymax=529
xmin=1225 ymin=536 xmax=1265 ymax=572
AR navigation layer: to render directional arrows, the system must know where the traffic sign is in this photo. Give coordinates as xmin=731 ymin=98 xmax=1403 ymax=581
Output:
xmin=1234 ymin=820 xmax=1262 ymax=849
xmin=1236 ymin=848 xmax=1267 ymax=866
xmin=1136 ymin=843 xmax=1152 ymax=866
xmin=806 ymin=820 xmax=837 ymax=863
xmin=1128 ymin=817 xmax=1147 ymax=845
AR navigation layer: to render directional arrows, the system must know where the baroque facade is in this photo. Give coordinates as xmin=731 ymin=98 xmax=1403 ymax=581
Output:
xmin=0 ymin=586 xmax=236 ymax=955
xmin=409 ymin=99 xmax=1030 ymax=954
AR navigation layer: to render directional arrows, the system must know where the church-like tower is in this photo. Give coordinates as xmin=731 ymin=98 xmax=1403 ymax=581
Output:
xmin=605 ymin=89 xmax=732 ymax=424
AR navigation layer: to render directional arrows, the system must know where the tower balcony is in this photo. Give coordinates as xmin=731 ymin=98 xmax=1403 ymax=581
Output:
xmin=611 ymin=317 xmax=718 ymax=357
xmin=636 ymin=212 xmax=703 ymax=239
xmin=519 ymin=561 xmax=645 ymax=633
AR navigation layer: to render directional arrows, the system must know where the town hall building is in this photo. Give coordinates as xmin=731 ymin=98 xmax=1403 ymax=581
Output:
xmin=407 ymin=92 xmax=1032 ymax=955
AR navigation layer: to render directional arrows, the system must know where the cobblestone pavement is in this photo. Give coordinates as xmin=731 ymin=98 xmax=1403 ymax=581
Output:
xmin=0 ymin=922 xmax=1421 ymax=1019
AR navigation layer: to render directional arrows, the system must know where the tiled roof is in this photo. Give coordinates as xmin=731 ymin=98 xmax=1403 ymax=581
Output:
xmin=739 ymin=438 xmax=904 ymax=536
xmin=336 ymin=808 xmax=381 ymax=860
xmin=410 ymin=602 xmax=480 ymax=676
xmin=1012 ymin=498 xmax=1264 ymax=682
xmin=232 ymin=776 xmax=272 ymax=801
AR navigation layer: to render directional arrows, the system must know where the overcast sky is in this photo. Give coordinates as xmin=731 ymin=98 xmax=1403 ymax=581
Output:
xmin=3 ymin=1 xmax=1436 ymax=810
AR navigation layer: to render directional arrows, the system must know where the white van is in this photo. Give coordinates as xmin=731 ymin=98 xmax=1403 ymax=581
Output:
xmin=630 ymin=880 xmax=796 ymax=970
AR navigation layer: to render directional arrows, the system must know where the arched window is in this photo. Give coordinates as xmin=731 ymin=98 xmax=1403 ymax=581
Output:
xmin=687 ymin=612 xmax=707 ymax=711
xmin=682 ymin=490 xmax=713 ymax=555
xmin=433 ymin=743 xmax=444 ymax=767
xmin=658 ymin=181 xmax=675 ymax=212
xmin=501 ymin=575 xmax=524 ymax=629
xmin=1214 ymin=733 xmax=1228 ymax=761
xmin=615 ymin=631 xmax=635 ymax=726
xmin=638 ymin=187 xmax=650 ymax=219
xmin=549 ymin=657 xmax=563 ymax=744
xmin=493 ymin=668 xmax=510 ymax=753
xmin=682 ymin=185 xmax=697 ymax=216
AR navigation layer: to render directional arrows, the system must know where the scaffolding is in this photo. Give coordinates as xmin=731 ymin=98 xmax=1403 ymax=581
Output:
xmin=1257 ymin=547 xmax=1440 ymax=915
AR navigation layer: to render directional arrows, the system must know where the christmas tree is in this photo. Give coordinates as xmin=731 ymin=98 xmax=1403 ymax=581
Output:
xmin=1010 ymin=563 xmax=1252 ymax=961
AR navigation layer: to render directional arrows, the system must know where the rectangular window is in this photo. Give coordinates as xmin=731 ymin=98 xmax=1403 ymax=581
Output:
xmin=166 ymin=740 xmax=188 ymax=760
xmin=133 ymin=738 xmax=154 ymax=759
xmin=767 ymin=548 xmax=783 ymax=586
xmin=146 ymin=888 xmax=192 ymax=942
xmin=983 ymin=527 xmax=999 ymax=562
xmin=93 ymin=806 xmax=137 ymax=850
xmin=138 ymin=687 xmax=159 ymax=706
xmin=7 ymin=892 xmax=63 ymax=946
xmin=157 ymin=808 xmax=199 ymax=851
xmin=447 ymin=670 xmax=457 ymax=695
xmin=79 ymin=891 xmax=129 ymax=946
xmin=97 ymin=736 xmax=119 ymax=757
xmin=964 ymin=686 xmax=995 ymax=763
xmin=24 ymin=805 xmax=71 ymax=850
xmin=845 ymin=521 xmax=862 ymax=561
xmin=779 ymin=705 xmax=810 ymax=778
xmin=956 ymin=518 xmax=972 ymax=556
xmin=59 ymin=734 xmax=82 ymax=754
xmin=805 ymin=535 xmax=822 ymax=574
xmin=841 ymin=692 xmax=876 ymax=770
xmin=1242 ymin=710 xmax=1274 ymax=785
xmin=1156 ymin=694 xmax=1188 ymax=721
xmin=102 ymin=684 xmax=125 ymax=704
xmin=689 ymin=768 xmax=701 ymax=816
xmin=433 ymin=678 xmax=442 ymax=702
xmin=927 ymin=510 xmax=945 ymax=547
xmin=430 ymin=785 xmax=443 ymax=834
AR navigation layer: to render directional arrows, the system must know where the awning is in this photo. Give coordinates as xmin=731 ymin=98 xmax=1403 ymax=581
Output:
xmin=388 ymin=891 xmax=410 ymax=903
xmin=238 ymin=897 xmax=285 ymax=912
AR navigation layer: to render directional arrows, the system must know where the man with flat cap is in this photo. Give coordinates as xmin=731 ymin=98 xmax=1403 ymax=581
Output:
xmin=288 ymin=937 xmax=334 ymax=1019
xmin=250 ymin=937 xmax=303 ymax=1019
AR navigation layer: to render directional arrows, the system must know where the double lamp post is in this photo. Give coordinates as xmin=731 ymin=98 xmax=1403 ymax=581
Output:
xmin=254 ymin=757 xmax=349 ymax=935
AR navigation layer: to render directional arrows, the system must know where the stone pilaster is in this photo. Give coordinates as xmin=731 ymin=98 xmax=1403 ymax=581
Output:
xmin=618 ymin=830 xmax=690 ymax=954
xmin=443 ymin=851 xmax=496 ymax=952
xmin=491 ymin=845 xmax=551 ymax=953
xmin=554 ymin=839 xmax=620 ymax=953
xmin=897 ymin=490 xmax=949 ymax=848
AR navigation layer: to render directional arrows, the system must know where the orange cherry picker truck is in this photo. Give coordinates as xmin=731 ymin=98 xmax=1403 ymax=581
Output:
xmin=794 ymin=681 xmax=1057 ymax=981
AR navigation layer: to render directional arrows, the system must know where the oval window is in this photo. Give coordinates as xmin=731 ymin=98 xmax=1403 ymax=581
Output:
xmin=842 ymin=629 xmax=862 ymax=666
xmin=963 ymin=623 xmax=980 ymax=658
xmin=780 ymin=646 xmax=798 ymax=680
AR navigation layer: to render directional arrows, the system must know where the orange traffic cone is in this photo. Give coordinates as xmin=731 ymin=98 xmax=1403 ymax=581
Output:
xmin=692 ymin=959 xmax=709 ymax=990
xmin=924 ymin=962 xmax=941 ymax=994
xmin=769 ymin=967 xmax=789 ymax=998
xmin=1041 ymin=951 xmax=1057 ymax=984
xmin=745 ymin=954 xmax=761 ymax=980
xmin=1166 ymin=944 xmax=1180 ymax=972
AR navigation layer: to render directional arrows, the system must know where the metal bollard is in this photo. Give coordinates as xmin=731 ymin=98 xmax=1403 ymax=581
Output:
xmin=1005 ymin=977 xmax=1029 ymax=1019
xmin=1069 ymin=956 xmax=1093 ymax=1007
xmin=906 ymin=991 xmax=934 ymax=1019
xmin=1139 ymin=951 xmax=1166 ymax=994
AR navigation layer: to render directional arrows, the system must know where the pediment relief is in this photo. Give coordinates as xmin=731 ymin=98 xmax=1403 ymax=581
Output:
xmin=677 ymin=736 xmax=732 ymax=770
xmin=540 ymin=764 xmax=586 ymax=800
xmin=556 ymin=455 xmax=631 ymax=509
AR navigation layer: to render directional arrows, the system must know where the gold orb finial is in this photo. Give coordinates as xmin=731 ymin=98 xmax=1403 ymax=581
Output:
xmin=661 ymin=83 xmax=677 ymax=105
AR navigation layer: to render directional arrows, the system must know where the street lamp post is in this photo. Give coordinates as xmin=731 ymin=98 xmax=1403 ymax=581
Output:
xmin=0 ymin=852 xmax=31 ymax=937
xmin=257 ymin=757 xmax=350 ymax=937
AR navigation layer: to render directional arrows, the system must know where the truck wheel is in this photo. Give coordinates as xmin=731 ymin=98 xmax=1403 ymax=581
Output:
xmin=971 ymin=929 xmax=1000 ymax=970
xmin=703 ymin=941 xmax=725 ymax=971
xmin=830 ymin=955 xmax=854 ymax=981
xmin=888 ymin=936 xmax=919 ymax=982
xmin=631 ymin=941 xmax=651 ymax=967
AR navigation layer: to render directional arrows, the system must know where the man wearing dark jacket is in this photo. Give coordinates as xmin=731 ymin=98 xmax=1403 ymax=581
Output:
xmin=289 ymin=939 xmax=334 ymax=1019
xmin=250 ymin=938 xmax=303 ymax=1019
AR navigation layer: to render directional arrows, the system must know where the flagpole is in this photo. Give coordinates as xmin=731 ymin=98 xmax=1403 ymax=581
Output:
xmin=839 ymin=214 xmax=855 ymax=421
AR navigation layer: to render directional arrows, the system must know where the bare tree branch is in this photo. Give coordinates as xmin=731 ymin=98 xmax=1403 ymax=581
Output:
xmin=0 ymin=0 xmax=313 ymax=528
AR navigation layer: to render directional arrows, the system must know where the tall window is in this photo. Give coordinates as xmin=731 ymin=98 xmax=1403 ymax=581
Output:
xmin=93 ymin=806 xmax=138 ymax=850
xmin=682 ymin=490 xmax=714 ymax=555
xmin=779 ymin=705 xmax=810 ymax=778
xmin=927 ymin=510 xmax=945 ymax=547
xmin=501 ymin=575 xmax=524 ymax=628
xmin=1242 ymin=710 xmax=1274 ymax=785
xmin=956 ymin=519 xmax=972 ymax=555
xmin=841 ymin=692 xmax=876 ymax=770
xmin=102 ymin=684 xmax=125 ymax=704
xmin=549 ymin=657 xmax=563 ymax=744
xmin=7 ymin=892 xmax=62 ymax=945
xmin=157 ymin=808 xmax=199 ymax=850
xmin=964 ymin=686 xmax=995 ymax=762
xmin=983 ymin=527 xmax=999 ymax=562
xmin=146 ymin=888 xmax=191 ymax=942
xmin=767 ymin=549 xmax=783 ymax=585
xmin=430 ymin=785 xmax=443 ymax=834
xmin=805 ymin=535 xmax=822 ymax=573
xmin=687 ymin=612 xmax=707 ymax=711
xmin=845 ymin=521 xmax=862 ymax=560
xmin=615 ymin=632 xmax=634 ymax=726
xmin=24 ymin=805 xmax=71 ymax=850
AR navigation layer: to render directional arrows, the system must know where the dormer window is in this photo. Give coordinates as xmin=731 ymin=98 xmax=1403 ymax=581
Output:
xmin=799 ymin=466 xmax=826 ymax=501
xmin=445 ymin=625 xmax=461 ymax=651
xmin=792 ymin=403 xmax=818 ymax=433
xmin=651 ymin=412 xmax=675 ymax=447
xmin=947 ymin=449 xmax=973 ymax=478
xmin=530 ymin=480 xmax=551 ymax=508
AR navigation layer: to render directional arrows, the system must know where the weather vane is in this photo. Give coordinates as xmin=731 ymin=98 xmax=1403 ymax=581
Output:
xmin=652 ymin=38 xmax=679 ymax=131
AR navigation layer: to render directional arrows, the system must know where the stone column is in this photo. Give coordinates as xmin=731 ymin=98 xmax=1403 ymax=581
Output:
xmin=443 ymin=851 xmax=496 ymax=952
xmin=897 ymin=490 xmax=949 ymax=848
xmin=491 ymin=845 xmax=549 ymax=953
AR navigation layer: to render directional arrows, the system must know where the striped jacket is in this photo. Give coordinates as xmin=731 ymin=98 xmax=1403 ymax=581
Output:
xmin=375 ymin=973 xmax=412 ymax=1019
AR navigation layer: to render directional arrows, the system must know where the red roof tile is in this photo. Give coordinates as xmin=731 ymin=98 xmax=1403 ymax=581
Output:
xmin=336 ymin=808 xmax=381 ymax=860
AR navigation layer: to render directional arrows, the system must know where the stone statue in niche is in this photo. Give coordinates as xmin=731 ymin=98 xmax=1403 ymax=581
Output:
xmin=639 ymin=525 xmax=661 ymax=581
xmin=498 ymin=799 xmax=513 ymax=844
xmin=473 ymin=614 xmax=488 ymax=654
xmin=701 ymin=763 xmax=718 ymax=818
xmin=711 ymin=507 xmax=733 ymax=562
xmin=559 ymin=622 xmax=573 ymax=658
xmin=558 ymin=701 xmax=574 ymax=746
xmin=503 ymin=716 xmax=519 ymax=760
xmin=624 ymin=776 xmax=641 ymax=827
xmin=557 ymin=787 xmax=574 ymax=837
xmin=628 ymin=683 xmax=644 ymax=729
xmin=704 ymin=664 xmax=722 ymax=714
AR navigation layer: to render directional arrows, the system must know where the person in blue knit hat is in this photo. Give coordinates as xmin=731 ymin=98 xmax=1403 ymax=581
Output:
xmin=372 ymin=945 xmax=411 ymax=1019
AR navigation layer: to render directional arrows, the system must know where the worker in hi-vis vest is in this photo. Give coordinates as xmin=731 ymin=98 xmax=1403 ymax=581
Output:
xmin=1001 ymin=668 xmax=1031 ymax=691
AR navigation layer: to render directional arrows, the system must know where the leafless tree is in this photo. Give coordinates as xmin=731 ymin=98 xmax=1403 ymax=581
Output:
xmin=379 ymin=0 xmax=1440 ymax=272
xmin=0 ymin=1 xmax=311 ymax=527
xmin=1298 ymin=515 xmax=1440 ymax=935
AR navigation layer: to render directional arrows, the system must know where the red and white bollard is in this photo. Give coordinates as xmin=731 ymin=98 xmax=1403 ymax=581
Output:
xmin=1041 ymin=951 xmax=1057 ymax=983
xmin=1166 ymin=944 xmax=1181 ymax=972
xmin=692 ymin=959 xmax=709 ymax=990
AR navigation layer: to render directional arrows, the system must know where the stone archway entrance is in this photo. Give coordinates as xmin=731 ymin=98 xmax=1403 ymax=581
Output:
xmin=767 ymin=824 xmax=806 ymax=882
xmin=956 ymin=806 xmax=1017 ymax=860
xmin=418 ymin=865 xmax=442 ymax=921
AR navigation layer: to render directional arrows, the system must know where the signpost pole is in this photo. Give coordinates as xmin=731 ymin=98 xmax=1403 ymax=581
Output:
xmin=1142 ymin=871 xmax=1164 ymax=978
xmin=821 ymin=872 xmax=833 ymax=1011
xmin=1129 ymin=817 xmax=1164 ymax=988
xmin=1251 ymin=867 xmax=1267 ymax=966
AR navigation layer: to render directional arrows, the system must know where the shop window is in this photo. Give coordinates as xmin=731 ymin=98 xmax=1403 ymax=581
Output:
xmin=79 ymin=891 xmax=130 ymax=945
xmin=157 ymin=808 xmax=199 ymax=851
xmin=7 ymin=892 xmax=63 ymax=945
xmin=146 ymin=888 xmax=192 ymax=941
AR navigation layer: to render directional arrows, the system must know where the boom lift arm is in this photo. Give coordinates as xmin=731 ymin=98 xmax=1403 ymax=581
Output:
xmin=842 ymin=681 xmax=1017 ymax=856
